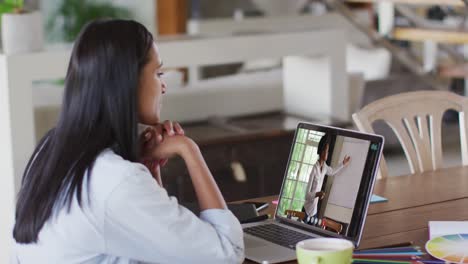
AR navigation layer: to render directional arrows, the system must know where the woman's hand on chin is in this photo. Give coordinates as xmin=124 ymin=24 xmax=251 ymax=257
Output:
xmin=150 ymin=120 xmax=185 ymax=165
xmin=140 ymin=120 xmax=186 ymax=184
xmin=151 ymin=135 xmax=197 ymax=161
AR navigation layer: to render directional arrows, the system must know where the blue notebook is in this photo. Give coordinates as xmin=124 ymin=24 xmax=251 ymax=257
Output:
xmin=370 ymin=194 xmax=388 ymax=204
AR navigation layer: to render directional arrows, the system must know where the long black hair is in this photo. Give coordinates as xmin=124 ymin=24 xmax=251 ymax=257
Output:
xmin=317 ymin=134 xmax=331 ymax=156
xmin=13 ymin=19 xmax=154 ymax=243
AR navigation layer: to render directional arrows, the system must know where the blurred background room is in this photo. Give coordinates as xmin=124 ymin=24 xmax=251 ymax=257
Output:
xmin=3 ymin=0 xmax=468 ymax=261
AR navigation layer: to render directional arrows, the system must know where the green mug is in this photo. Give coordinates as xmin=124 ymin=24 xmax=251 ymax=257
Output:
xmin=296 ymin=238 xmax=354 ymax=264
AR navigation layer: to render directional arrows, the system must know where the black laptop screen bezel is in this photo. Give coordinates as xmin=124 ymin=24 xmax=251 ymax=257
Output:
xmin=274 ymin=122 xmax=384 ymax=246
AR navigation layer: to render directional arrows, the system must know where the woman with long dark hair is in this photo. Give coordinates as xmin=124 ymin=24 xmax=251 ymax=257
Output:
xmin=12 ymin=20 xmax=244 ymax=263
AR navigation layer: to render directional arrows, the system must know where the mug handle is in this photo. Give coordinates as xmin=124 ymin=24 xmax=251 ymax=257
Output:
xmin=309 ymin=256 xmax=320 ymax=264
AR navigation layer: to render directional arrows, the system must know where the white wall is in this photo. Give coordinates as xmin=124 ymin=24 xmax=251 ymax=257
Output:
xmin=113 ymin=0 xmax=156 ymax=36
xmin=325 ymin=137 xmax=370 ymax=223
xmin=283 ymin=54 xmax=349 ymax=121
xmin=0 ymin=55 xmax=17 ymax=264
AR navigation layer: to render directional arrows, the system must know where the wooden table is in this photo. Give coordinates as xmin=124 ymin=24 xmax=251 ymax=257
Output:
xmin=393 ymin=28 xmax=468 ymax=45
xmin=242 ymin=166 xmax=468 ymax=263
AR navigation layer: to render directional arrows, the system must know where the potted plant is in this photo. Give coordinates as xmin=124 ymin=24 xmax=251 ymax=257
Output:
xmin=47 ymin=0 xmax=132 ymax=43
xmin=1 ymin=0 xmax=44 ymax=54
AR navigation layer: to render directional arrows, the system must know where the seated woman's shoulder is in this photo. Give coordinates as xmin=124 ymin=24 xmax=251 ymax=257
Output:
xmin=89 ymin=148 xmax=151 ymax=193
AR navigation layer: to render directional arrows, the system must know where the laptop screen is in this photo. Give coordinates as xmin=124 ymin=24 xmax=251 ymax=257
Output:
xmin=276 ymin=122 xmax=383 ymax=244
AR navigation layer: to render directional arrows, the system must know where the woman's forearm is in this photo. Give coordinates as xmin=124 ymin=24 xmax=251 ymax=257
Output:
xmin=180 ymin=141 xmax=226 ymax=211
xmin=305 ymin=191 xmax=315 ymax=200
xmin=329 ymin=163 xmax=345 ymax=176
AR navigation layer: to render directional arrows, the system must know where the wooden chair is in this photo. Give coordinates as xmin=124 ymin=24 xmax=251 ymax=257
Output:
xmin=285 ymin=210 xmax=306 ymax=221
xmin=321 ymin=217 xmax=343 ymax=234
xmin=353 ymin=91 xmax=468 ymax=179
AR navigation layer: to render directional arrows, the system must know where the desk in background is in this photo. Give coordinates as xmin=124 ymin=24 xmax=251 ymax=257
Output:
xmin=241 ymin=166 xmax=468 ymax=264
xmin=161 ymin=112 xmax=348 ymax=202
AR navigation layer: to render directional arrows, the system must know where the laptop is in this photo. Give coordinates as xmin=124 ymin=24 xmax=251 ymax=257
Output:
xmin=243 ymin=122 xmax=384 ymax=263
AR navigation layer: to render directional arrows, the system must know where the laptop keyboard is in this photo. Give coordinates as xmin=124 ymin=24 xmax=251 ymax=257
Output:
xmin=244 ymin=224 xmax=313 ymax=249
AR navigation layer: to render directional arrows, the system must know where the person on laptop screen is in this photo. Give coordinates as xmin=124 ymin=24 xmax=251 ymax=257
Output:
xmin=302 ymin=134 xmax=351 ymax=221
xmin=244 ymin=124 xmax=383 ymax=263
xmin=278 ymin=127 xmax=376 ymax=237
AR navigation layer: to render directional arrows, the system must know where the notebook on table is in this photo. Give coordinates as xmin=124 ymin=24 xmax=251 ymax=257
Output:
xmin=429 ymin=221 xmax=468 ymax=239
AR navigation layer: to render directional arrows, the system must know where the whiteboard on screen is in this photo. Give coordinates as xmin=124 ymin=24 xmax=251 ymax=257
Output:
xmin=327 ymin=137 xmax=370 ymax=209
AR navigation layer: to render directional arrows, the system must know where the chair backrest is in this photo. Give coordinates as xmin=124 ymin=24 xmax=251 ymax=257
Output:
xmin=285 ymin=210 xmax=306 ymax=221
xmin=352 ymin=91 xmax=468 ymax=179
xmin=321 ymin=217 xmax=343 ymax=234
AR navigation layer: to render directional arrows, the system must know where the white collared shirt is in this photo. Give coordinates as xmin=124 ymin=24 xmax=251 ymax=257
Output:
xmin=12 ymin=149 xmax=244 ymax=264
xmin=303 ymin=161 xmax=345 ymax=216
